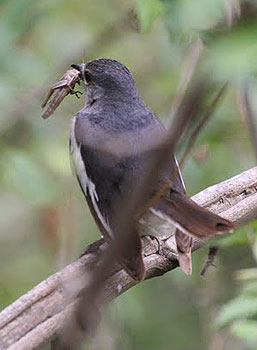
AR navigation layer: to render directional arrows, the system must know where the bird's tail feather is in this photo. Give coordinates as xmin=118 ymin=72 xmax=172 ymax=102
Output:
xmin=155 ymin=191 xmax=234 ymax=239
xmin=154 ymin=191 xmax=234 ymax=274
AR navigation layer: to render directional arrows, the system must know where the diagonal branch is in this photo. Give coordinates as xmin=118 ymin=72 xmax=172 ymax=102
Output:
xmin=0 ymin=167 xmax=257 ymax=350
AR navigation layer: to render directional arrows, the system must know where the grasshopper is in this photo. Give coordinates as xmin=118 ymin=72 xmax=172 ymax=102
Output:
xmin=41 ymin=68 xmax=82 ymax=119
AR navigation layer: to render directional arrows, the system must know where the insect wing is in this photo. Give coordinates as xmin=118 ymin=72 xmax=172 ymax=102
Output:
xmin=41 ymin=87 xmax=69 ymax=119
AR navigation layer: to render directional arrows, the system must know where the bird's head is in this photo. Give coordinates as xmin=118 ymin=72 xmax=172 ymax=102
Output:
xmin=71 ymin=59 xmax=138 ymax=104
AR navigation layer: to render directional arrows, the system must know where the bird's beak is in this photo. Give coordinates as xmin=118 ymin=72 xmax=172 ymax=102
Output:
xmin=71 ymin=64 xmax=85 ymax=73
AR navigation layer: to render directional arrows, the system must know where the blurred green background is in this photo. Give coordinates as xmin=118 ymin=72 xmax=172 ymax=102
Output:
xmin=1 ymin=0 xmax=257 ymax=349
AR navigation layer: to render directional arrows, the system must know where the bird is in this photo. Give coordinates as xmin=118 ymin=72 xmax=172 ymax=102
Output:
xmin=69 ymin=58 xmax=233 ymax=280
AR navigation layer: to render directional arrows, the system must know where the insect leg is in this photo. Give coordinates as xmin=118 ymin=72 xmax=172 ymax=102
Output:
xmin=66 ymin=84 xmax=83 ymax=98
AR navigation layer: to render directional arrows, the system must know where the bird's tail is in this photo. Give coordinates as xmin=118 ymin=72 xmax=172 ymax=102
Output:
xmin=155 ymin=190 xmax=234 ymax=274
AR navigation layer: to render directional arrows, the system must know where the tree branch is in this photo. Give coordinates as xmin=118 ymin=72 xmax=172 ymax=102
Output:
xmin=1 ymin=167 xmax=257 ymax=350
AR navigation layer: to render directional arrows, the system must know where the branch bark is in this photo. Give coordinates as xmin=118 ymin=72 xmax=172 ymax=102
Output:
xmin=0 ymin=167 xmax=257 ymax=350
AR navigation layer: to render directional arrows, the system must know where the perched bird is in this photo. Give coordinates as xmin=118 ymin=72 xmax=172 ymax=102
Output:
xmin=69 ymin=59 xmax=233 ymax=280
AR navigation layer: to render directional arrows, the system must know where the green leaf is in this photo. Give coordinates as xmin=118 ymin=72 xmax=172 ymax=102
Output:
xmin=231 ymin=320 xmax=257 ymax=341
xmin=204 ymin=24 xmax=257 ymax=81
xmin=216 ymin=297 xmax=257 ymax=328
xmin=163 ymin=0 xmax=224 ymax=38
xmin=136 ymin=0 xmax=164 ymax=32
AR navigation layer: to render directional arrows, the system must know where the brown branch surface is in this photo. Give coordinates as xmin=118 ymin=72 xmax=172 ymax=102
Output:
xmin=0 ymin=167 xmax=257 ymax=350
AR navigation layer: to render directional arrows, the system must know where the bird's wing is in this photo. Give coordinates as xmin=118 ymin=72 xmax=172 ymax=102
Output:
xmin=70 ymin=111 xmax=193 ymax=276
xmin=70 ymin=113 xmax=148 ymax=280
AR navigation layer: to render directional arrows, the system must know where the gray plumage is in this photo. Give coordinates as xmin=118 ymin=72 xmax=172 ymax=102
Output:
xmin=70 ymin=59 xmax=233 ymax=279
xmin=71 ymin=59 xmax=183 ymax=229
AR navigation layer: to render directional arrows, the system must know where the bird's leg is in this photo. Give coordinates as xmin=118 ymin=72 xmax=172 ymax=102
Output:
xmin=200 ymin=246 xmax=219 ymax=276
xmin=70 ymin=89 xmax=83 ymax=98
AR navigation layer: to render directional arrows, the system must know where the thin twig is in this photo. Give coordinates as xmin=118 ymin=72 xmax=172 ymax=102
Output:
xmin=170 ymin=37 xmax=203 ymax=118
xmin=237 ymin=81 xmax=257 ymax=163
xmin=179 ymin=82 xmax=228 ymax=168
xmin=200 ymin=246 xmax=219 ymax=276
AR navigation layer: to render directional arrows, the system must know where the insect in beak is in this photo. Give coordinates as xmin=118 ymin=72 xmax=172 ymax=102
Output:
xmin=71 ymin=64 xmax=85 ymax=74
xmin=41 ymin=68 xmax=82 ymax=119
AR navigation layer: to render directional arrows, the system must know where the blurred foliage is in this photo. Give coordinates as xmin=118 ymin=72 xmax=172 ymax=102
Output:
xmin=216 ymin=231 xmax=257 ymax=348
xmin=0 ymin=0 xmax=257 ymax=349
xmin=136 ymin=0 xmax=164 ymax=32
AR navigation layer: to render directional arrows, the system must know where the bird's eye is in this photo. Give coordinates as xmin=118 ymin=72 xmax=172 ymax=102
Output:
xmin=84 ymin=69 xmax=92 ymax=83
